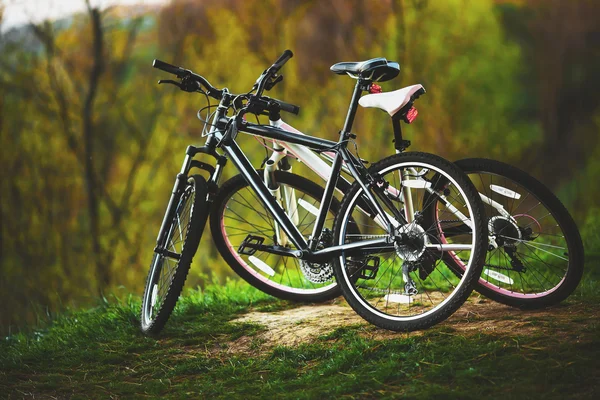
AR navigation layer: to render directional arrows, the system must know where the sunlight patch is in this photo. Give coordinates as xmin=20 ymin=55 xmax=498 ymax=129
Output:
xmin=151 ymin=284 xmax=158 ymax=308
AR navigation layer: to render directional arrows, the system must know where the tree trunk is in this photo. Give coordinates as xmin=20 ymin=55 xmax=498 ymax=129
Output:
xmin=81 ymin=7 xmax=107 ymax=292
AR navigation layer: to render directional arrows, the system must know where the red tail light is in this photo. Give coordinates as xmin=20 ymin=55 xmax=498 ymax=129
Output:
xmin=369 ymin=84 xmax=382 ymax=94
xmin=405 ymin=107 xmax=418 ymax=123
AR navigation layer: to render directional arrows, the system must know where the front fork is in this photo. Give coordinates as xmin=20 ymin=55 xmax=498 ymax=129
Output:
xmin=155 ymin=142 xmax=227 ymax=252
xmin=154 ymin=155 xmax=193 ymax=251
xmin=154 ymin=92 xmax=232 ymax=253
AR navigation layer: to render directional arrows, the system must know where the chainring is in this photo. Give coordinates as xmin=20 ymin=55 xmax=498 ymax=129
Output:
xmin=300 ymin=228 xmax=334 ymax=283
xmin=300 ymin=261 xmax=334 ymax=283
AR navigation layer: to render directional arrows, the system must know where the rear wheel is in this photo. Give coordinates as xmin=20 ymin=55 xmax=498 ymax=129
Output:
xmin=140 ymin=175 xmax=209 ymax=335
xmin=448 ymin=158 xmax=584 ymax=308
xmin=210 ymin=171 xmax=342 ymax=302
xmin=333 ymin=152 xmax=487 ymax=331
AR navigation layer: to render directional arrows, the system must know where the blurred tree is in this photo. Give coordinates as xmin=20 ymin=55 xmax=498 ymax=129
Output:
xmin=0 ymin=0 xmax=598 ymax=333
xmin=0 ymin=2 xmax=193 ymax=330
xmin=497 ymin=0 xmax=600 ymax=215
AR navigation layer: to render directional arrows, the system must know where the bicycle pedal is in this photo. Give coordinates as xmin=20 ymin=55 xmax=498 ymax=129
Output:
xmin=238 ymin=235 xmax=265 ymax=256
xmin=356 ymin=256 xmax=380 ymax=280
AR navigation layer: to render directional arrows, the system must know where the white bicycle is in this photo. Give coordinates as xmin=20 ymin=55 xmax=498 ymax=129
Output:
xmin=211 ymin=69 xmax=583 ymax=310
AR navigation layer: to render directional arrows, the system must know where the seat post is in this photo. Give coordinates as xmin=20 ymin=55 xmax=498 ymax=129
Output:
xmin=392 ymin=115 xmax=411 ymax=152
xmin=341 ymin=80 xmax=368 ymax=136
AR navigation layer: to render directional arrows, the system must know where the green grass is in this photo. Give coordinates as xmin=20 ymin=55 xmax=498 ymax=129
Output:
xmin=1 ymin=274 xmax=599 ymax=399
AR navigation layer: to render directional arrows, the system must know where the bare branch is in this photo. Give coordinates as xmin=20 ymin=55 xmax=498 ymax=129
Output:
xmin=80 ymin=5 xmax=108 ymax=289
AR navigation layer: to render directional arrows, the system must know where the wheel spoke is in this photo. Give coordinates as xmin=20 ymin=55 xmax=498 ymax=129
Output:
xmin=453 ymin=160 xmax=581 ymax=306
xmin=336 ymin=155 xmax=485 ymax=331
xmin=215 ymin=173 xmax=338 ymax=298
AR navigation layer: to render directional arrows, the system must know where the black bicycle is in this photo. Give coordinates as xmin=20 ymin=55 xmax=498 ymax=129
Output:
xmin=140 ymin=50 xmax=488 ymax=334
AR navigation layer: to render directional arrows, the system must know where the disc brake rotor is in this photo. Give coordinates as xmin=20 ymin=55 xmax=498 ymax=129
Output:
xmin=394 ymin=223 xmax=427 ymax=261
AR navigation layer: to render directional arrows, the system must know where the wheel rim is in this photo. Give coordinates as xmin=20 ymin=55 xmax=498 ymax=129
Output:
xmin=450 ymin=171 xmax=570 ymax=298
xmin=142 ymin=183 xmax=196 ymax=326
xmin=338 ymin=161 xmax=479 ymax=321
xmin=219 ymin=179 xmax=337 ymax=294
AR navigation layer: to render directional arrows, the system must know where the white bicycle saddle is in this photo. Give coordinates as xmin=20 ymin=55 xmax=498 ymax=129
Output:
xmin=358 ymin=84 xmax=425 ymax=117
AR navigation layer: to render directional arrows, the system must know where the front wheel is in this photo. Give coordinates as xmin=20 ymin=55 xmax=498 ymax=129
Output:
xmin=140 ymin=175 xmax=209 ymax=335
xmin=333 ymin=152 xmax=487 ymax=332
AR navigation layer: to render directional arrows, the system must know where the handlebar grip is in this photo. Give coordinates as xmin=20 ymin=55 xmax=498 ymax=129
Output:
xmin=272 ymin=49 xmax=293 ymax=70
xmin=273 ymin=98 xmax=300 ymax=116
xmin=152 ymin=59 xmax=185 ymax=77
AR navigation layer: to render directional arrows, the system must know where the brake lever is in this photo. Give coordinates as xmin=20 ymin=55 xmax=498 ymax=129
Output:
xmin=181 ymin=75 xmax=203 ymax=92
xmin=264 ymin=74 xmax=283 ymax=91
xmin=158 ymin=79 xmax=182 ymax=89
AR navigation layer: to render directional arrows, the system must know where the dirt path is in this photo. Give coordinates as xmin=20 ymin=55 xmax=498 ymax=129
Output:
xmin=227 ymin=297 xmax=598 ymax=354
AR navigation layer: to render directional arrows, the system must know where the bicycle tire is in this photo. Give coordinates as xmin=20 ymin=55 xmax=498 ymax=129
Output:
xmin=140 ymin=175 xmax=209 ymax=335
xmin=210 ymin=170 xmax=343 ymax=302
xmin=333 ymin=152 xmax=487 ymax=331
xmin=449 ymin=158 xmax=584 ymax=309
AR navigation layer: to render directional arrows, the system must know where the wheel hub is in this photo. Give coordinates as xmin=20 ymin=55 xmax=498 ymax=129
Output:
xmin=394 ymin=224 xmax=427 ymax=261
xmin=488 ymin=216 xmax=521 ymax=247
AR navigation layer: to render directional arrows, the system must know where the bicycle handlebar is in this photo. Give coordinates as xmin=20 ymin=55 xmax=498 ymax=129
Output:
xmin=153 ymin=50 xmax=299 ymax=116
xmin=272 ymin=49 xmax=293 ymax=72
xmin=152 ymin=59 xmax=185 ymax=77
xmin=153 ymin=59 xmax=223 ymax=99
xmin=272 ymin=98 xmax=300 ymax=115
xmin=255 ymin=49 xmax=294 ymax=96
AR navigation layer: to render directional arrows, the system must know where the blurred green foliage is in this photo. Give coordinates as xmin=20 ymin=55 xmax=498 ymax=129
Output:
xmin=0 ymin=0 xmax=598 ymax=333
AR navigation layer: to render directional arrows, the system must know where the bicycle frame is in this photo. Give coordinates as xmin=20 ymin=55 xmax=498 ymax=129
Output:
xmin=194 ymin=82 xmax=402 ymax=263
xmin=263 ymin=118 xmax=519 ymax=240
xmin=156 ymin=82 xmax=476 ymax=264
xmin=254 ymin=118 xmax=478 ymax=246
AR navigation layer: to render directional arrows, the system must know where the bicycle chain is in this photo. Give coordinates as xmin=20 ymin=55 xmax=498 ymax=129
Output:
xmin=346 ymin=234 xmax=389 ymax=240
